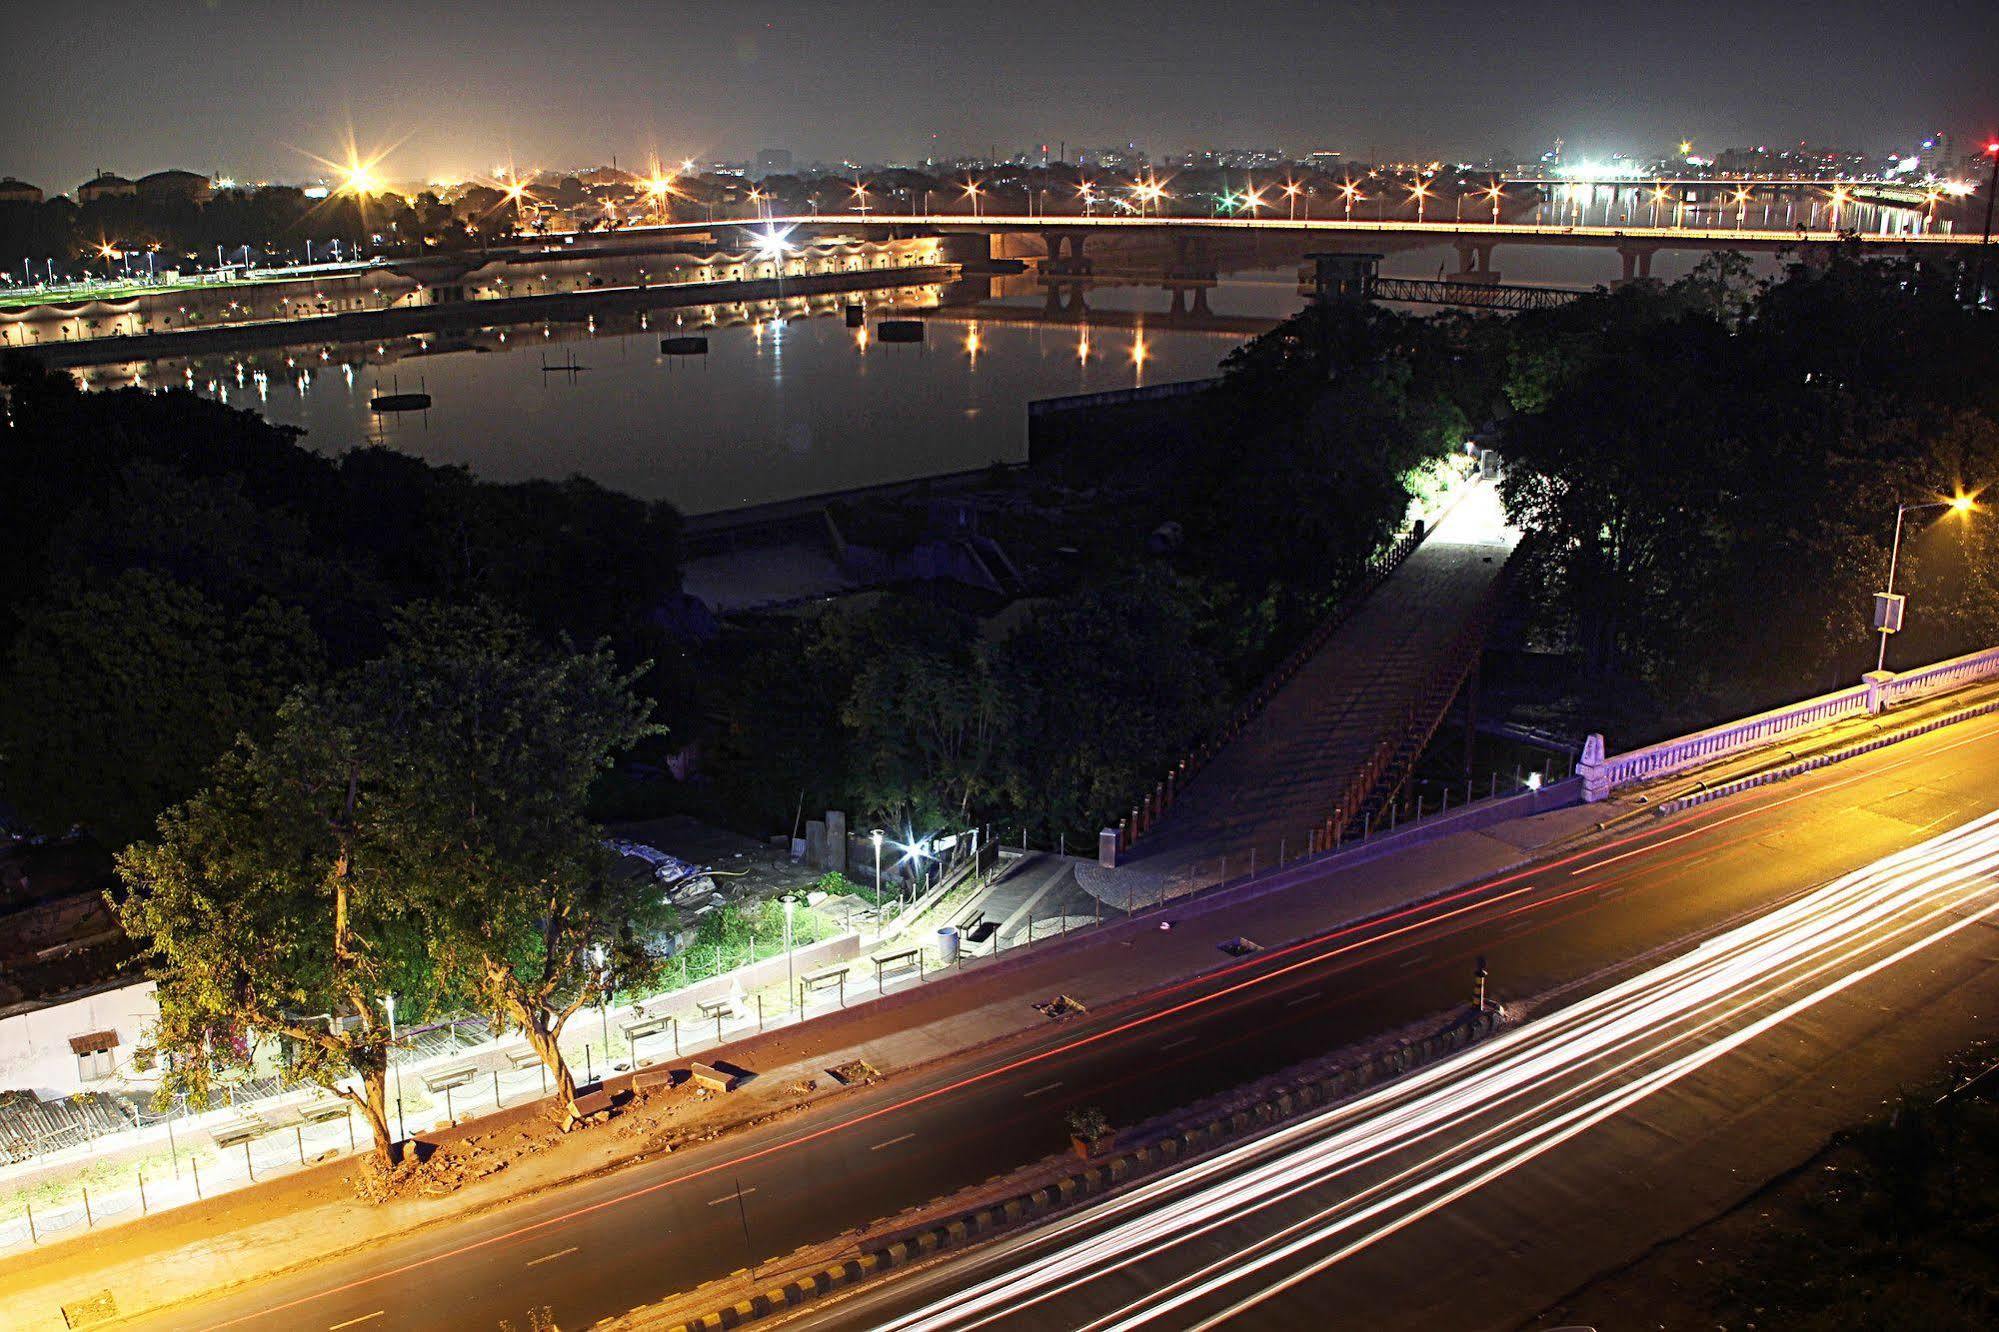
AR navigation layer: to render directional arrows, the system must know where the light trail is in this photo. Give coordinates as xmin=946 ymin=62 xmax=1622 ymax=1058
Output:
xmin=188 ymin=719 xmax=1999 ymax=1329
xmin=878 ymin=808 xmax=1999 ymax=1331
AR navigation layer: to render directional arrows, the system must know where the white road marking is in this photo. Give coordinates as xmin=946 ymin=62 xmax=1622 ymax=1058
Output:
xmin=330 ymin=1314 xmax=385 ymax=1330
xmin=708 ymin=1186 xmax=758 ymax=1206
xmin=1023 ymin=1081 xmax=1064 ymax=1099
xmin=871 ymin=1133 xmax=917 ymax=1151
xmin=1161 ymin=1036 xmax=1199 ymax=1052
xmin=1282 ymin=991 xmax=1322 ymax=1008
xmin=1398 ymin=951 xmax=1431 ymax=969
xmin=526 ymin=1245 xmax=579 ymax=1267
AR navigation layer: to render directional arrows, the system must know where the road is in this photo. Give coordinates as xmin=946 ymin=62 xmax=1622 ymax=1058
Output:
xmin=827 ymin=805 xmax=1999 ymax=1330
xmin=106 ymin=710 xmax=1999 ymax=1332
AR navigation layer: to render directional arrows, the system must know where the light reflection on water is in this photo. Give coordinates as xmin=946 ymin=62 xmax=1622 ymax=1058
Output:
xmin=87 ymin=282 xmax=1248 ymax=515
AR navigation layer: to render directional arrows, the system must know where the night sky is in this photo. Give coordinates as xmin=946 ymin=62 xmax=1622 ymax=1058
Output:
xmin=3 ymin=0 xmax=1992 ymax=189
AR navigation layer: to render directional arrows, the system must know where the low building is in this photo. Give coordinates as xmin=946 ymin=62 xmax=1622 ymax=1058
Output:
xmin=0 ymin=836 xmax=150 ymax=1100
xmin=136 ymin=168 xmax=214 ymax=205
xmin=76 ymin=171 xmax=136 ymax=203
xmin=0 ymin=177 xmax=42 ymax=204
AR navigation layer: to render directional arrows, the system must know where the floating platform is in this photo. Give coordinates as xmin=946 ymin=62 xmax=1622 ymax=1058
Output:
xmin=844 ymin=303 xmax=865 ymax=327
xmin=875 ymin=319 xmax=925 ymax=343
xmin=369 ymin=392 xmax=432 ymax=412
xmin=660 ymin=335 xmax=710 ymax=355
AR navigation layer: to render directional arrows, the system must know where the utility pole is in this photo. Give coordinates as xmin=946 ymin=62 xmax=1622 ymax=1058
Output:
xmin=1973 ymin=142 xmax=1999 ymax=307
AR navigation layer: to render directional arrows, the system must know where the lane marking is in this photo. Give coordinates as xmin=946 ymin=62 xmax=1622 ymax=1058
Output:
xmin=871 ymin=1133 xmax=916 ymax=1152
xmin=1022 ymin=1081 xmax=1064 ymax=1099
xmin=329 ymin=1315 xmax=385 ymax=1330
xmin=202 ymin=711 xmax=1999 ymax=1332
xmin=1282 ymin=991 xmax=1322 ymax=1008
xmin=1160 ymin=1036 xmax=1199 ymax=1052
xmin=708 ymin=1186 xmax=757 ymax=1206
xmin=525 ymin=1246 xmax=578 ymax=1268
xmin=1398 ymin=951 xmax=1431 ymax=969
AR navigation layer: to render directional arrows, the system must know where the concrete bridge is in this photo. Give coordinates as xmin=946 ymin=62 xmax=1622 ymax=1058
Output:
xmin=600 ymin=212 xmax=1981 ymax=293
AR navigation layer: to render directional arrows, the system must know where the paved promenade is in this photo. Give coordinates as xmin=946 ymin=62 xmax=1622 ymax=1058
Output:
xmin=1099 ymin=482 xmax=1518 ymax=899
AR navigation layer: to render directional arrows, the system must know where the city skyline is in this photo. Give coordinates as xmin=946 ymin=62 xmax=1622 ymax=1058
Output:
xmin=2 ymin=0 xmax=1991 ymax=189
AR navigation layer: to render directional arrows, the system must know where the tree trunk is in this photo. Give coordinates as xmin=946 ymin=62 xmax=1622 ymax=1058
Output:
xmin=511 ymin=997 xmax=578 ymax=1112
xmin=342 ymin=1064 xmax=398 ymax=1164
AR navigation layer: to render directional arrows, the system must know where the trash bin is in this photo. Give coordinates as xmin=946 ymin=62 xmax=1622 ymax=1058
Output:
xmin=936 ymin=925 xmax=961 ymax=965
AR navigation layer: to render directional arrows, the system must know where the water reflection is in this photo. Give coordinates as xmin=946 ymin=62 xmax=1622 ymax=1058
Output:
xmin=83 ymin=279 xmax=1247 ymax=514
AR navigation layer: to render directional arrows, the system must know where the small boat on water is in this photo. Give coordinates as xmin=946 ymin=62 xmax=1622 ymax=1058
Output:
xmin=876 ymin=319 xmax=924 ymax=343
xmin=369 ymin=374 xmax=431 ymax=412
xmin=844 ymin=304 xmax=865 ymax=327
xmin=660 ymin=335 xmax=709 ymax=355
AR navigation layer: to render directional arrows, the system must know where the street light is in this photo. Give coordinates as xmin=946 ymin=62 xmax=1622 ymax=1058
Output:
xmin=781 ymin=896 xmax=797 ymax=1015
xmin=1485 ymin=183 xmax=1504 ymax=224
xmin=380 ymin=994 xmax=406 ymax=1144
xmin=1974 ymin=141 xmax=1999 ymax=305
xmin=1874 ymin=495 xmax=1979 ymax=672
xmin=1283 ymin=180 xmax=1301 ymax=221
xmin=1408 ymin=180 xmax=1431 ymax=223
xmin=962 ymin=179 xmax=983 ymax=218
xmin=871 ymin=828 xmax=885 ymax=901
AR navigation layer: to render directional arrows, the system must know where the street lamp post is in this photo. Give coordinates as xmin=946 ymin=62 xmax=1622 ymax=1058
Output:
xmin=782 ymin=896 xmax=796 ymax=1015
xmin=1974 ymin=142 xmax=1999 ymax=306
xmin=380 ymin=994 xmax=406 ymax=1145
xmin=871 ymin=828 xmax=884 ymax=902
xmin=1875 ymin=496 xmax=1977 ymax=672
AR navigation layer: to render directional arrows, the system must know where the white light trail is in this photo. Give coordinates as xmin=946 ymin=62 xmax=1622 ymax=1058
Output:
xmin=882 ymin=809 xmax=1999 ymax=1331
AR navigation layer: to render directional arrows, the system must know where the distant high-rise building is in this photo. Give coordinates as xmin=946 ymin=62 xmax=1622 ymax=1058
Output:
xmin=1916 ymin=133 xmax=1953 ymax=177
xmin=1306 ymin=150 xmax=1343 ymax=171
xmin=755 ymin=148 xmax=793 ymax=177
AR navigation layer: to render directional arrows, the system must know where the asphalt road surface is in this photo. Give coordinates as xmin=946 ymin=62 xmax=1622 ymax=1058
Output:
xmin=826 ymin=804 xmax=1999 ymax=1330
xmin=127 ymin=711 xmax=1999 ymax=1332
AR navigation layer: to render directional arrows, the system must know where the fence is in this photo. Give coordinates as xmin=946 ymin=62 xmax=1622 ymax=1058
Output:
xmin=1580 ymin=641 xmax=1999 ymax=801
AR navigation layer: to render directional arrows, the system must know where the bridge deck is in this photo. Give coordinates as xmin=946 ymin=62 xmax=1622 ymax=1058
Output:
xmin=1101 ymin=483 xmax=1518 ymax=896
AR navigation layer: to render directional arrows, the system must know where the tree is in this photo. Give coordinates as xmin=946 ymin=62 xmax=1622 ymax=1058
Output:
xmin=354 ymin=604 xmax=665 ymax=1112
xmin=0 ymin=570 xmax=320 ymax=847
xmin=116 ymin=688 xmax=444 ymax=1164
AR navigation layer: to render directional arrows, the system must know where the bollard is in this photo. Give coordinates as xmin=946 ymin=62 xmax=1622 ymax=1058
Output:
xmin=296 ymin=1125 xmax=306 ymax=1164
xmin=82 ymin=1185 xmax=93 ymax=1228
xmin=167 ymin=1110 xmax=181 ymax=1180
xmin=346 ymin=1106 xmax=356 ymax=1152
xmin=445 ymin=1085 xmax=456 ymax=1124
xmin=192 ymin=1156 xmax=202 ymax=1199
xmin=244 ymin=1140 xmax=254 ymax=1182
xmin=138 ymin=1167 xmax=147 ymax=1215
xmin=756 ymin=994 xmax=764 ymax=1032
xmin=493 ymin=1070 xmax=503 ymax=1110
xmin=585 ymin=1044 xmax=595 ymax=1084
xmin=25 ymin=1202 xmax=35 ymax=1245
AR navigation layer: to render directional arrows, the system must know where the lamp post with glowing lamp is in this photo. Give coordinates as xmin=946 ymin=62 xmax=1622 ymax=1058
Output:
xmin=1283 ymin=180 xmax=1300 ymax=220
xmin=1874 ymin=495 xmax=1978 ymax=672
xmin=963 ymin=180 xmax=983 ymax=218
xmin=1485 ymin=183 xmax=1503 ymax=224
xmin=1974 ymin=141 xmax=1999 ymax=306
xmin=1408 ymin=180 xmax=1431 ymax=224
xmin=871 ymin=828 xmax=885 ymax=902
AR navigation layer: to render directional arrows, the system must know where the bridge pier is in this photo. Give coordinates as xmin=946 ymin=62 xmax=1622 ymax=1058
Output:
xmin=1450 ymin=240 xmax=1502 ymax=285
xmin=1041 ymin=231 xmax=1093 ymax=278
xmin=1614 ymin=244 xmax=1658 ymax=288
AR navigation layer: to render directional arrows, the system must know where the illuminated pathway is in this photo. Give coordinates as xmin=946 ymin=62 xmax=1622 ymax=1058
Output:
xmin=833 ymin=811 xmax=1999 ymax=1330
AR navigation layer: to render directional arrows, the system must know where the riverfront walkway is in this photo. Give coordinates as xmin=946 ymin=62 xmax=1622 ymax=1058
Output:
xmin=1093 ymin=482 xmax=1519 ymax=900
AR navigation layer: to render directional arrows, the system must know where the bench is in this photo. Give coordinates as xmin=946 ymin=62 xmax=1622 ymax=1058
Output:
xmin=620 ymin=1013 xmax=675 ymax=1047
xmin=696 ymin=999 xmax=736 ymax=1021
xmin=506 ymin=1046 xmax=546 ymax=1071
xmin=208 ymin=1118 xmax=265 ymax=1149
xmin=421 ymin=1064 xmax=479 ymax=1094
xmin=688 ymin=1062 xmax=737 ymax=1093
xmin=297 ymin=1099 xmax=351 ymax=1124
